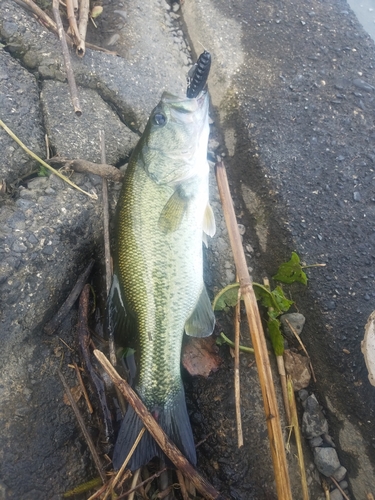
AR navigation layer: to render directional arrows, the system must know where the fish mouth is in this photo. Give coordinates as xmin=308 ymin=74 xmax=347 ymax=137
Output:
xmin=196 ymin=89 xmax=208 ymax=107
xmin=161 ymin=91 xmax=208 ymax=111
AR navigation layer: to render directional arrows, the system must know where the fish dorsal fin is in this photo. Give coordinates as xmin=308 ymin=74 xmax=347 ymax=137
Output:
xmin=158 ymin=190 xmax=188 ymax=233
xmin=185 ymin=286 xmax=215 ymax=337
xmin=203 ymin=203 xmax=216 ymax=238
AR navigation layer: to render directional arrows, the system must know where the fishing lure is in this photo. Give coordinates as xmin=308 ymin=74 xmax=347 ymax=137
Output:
xmin=186 ymin=50 xmax=211 ymax=98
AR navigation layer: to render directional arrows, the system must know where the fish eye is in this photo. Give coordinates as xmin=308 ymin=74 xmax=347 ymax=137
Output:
xmin=153 ymin=112 xmax=167 ymax=126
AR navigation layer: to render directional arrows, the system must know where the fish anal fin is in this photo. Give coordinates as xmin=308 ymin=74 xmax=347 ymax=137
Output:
xmin=158 ymin=190 xmax=187 ymax=233
xmin=185 ymin=286 xmax=215 ymax=337
xmin=203 ymin=203 xmax=216 ymax=238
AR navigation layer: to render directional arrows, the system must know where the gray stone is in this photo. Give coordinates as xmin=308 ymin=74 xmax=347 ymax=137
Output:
xmin=309 ymin=436 xmax=323 ymax=447
xmin=284 ymin=349 xmax=311 ymax=390
xmin=302 ymin=394 xmax=329 ymax=438
xmin=313 ymin=447 xmax=341 ymax=476
xmin=329 ymin=489 xmax=343 ymax=500
xmin=332 ymin=465 xmax=347 ymax=482
xmin=322 ymin=433 xmax=336 ymax=448
xmin=280 ymin=313 xmax=306 ymax=339
xmin=299 ymin=389 xmax=309 ymax=402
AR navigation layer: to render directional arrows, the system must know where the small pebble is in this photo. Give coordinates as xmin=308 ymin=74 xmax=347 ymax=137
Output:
xmin=309 ymin=436 xmax=323 ymax=447
xmin=106 ymin=33 xmax=120 ymax=46
xmin=280 ymin=313 xmax=306 ymax=338
xmin=322 ymin=433 xmax=336 ymax=448
xmin=353 ymin=191 xmax=361 ymax=201
xmin=332 ymin=465 xmax=347 ymax=482
xmin=237 ymin=224 xmax=246 ymax=235
xmin=298 ymin=389 xmax=309 ymax=402
xmin=329 ymin=489 xmax=343 ymax=500
xmin=313 ymin=447 xmax=341 ymax=476
xmin=353 ymin=78 xmax=375 ymax=92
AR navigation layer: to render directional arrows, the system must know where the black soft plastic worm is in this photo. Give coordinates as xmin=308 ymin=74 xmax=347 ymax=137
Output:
xmin=186 ymin=50 xmax=211 ymax=98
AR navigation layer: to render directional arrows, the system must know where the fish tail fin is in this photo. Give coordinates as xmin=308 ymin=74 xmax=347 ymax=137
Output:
xmin=112 ymin=388 xmax=196 ymax=471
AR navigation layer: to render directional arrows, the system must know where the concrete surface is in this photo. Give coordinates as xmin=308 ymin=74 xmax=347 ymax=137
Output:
xmin=0 ymin=0 xmax=375 ymax=498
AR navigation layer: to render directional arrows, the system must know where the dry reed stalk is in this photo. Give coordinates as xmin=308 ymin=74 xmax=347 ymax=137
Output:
xmin=215 ymin=160 xmax=292 ymax=500
xmin=66 ymin=0 xmax=81 ymax=45
xmin=111 ymin=430 xmax=145 ymax=493
xmin=77 ymin=0 xmax=90 ymax=56
xmin=234 ymin=286 xmax=244 ymax=447
xmin=287 ymin=376 xmax=309 ymax=500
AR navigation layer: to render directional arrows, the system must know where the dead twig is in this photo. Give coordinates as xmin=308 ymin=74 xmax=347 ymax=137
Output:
xmin=66 ymin=0 xmax=81 ymax=46
xmin=44 ymin=259 xmax=94 ymax=335
xmin=215 ymin=160 xmax=292 ymax=500
xmin=99 ymin=130 xmax=117 ymax=372
xmin=58 ymin=369 xmax=106 ymax=483
xmin=99 ymin=132 xmax=113 ymax=299
xmin=0 ymin=119 xmax=96 ymax=198
xmin=330 ymin=476 xmax=350 ymax=500
xmin=234 ymin=282 xmax=243 ymax=447
xmin=321 ymin=479 xmax=330 ymax=500
xmin=20 ymin=0 xmax=58 ymax=31
xmin=111 ymin=429 xmax=146 ymax=493
xmin=49 ymin=157 xmax=124 ymax=182
xmin=116 ymin=468 xmax=168 ymax=500
xmin=77 ymin=0 xmax=90 ymax=56
xmin=127 ymin=468 xmax=141 ymax=500
xmin=79 ymin=284 xmax=114 ymax=444
xmin=52 ymin=0 xmax=82 ymax=115
xmin=73 ymin=361 xmax=93 ymax=413
xmin=12 ymin=0 xmax=117 ymax=54
xmin=176 ymin=470 xmax=189 ymax=500
xmin=287 ymin=376 xmax=309 ymax=500
xmin=93 ymin=350 xmax=224 ymax=500
xmin=284 ymin=318 xmax=317 ymax=382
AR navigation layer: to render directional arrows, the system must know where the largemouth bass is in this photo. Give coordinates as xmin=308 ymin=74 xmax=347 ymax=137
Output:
xmin=108 ymin=90 xmax=216 ymax=471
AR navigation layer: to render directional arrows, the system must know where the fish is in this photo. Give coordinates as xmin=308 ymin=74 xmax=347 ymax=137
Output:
xmin=108 ymin=89 xmax=216 ymax=471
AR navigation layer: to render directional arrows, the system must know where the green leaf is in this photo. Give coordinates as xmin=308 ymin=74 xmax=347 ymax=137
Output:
xmin=38 ymin=165 xmax=50 ymax=177
xmin=253 ymin=284 xmax=293 ymax=319
xmin=272 ymin=286 xmax=294 ymax=314
xmin=273 ymin=252 xmax=308 ymax=285
xmin=267 ymin=319 xmax=284 ymax=356
xmin=213 ymin=283 xmax=240 ymax=311
xmin=254 ymin=284 xmax=275 ymax=310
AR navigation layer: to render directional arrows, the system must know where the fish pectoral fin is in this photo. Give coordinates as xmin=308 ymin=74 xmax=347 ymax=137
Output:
xmin=185 ymin=286 xmax=215 ymax=337
xmin=202 ymin=231 xmax=208 ymax=248
xmin=203 ymin=203 xmax=216 ymax=238
xmin=158 ymin=190 xmax=188 ymax=233
xmin=106 ymin=273 xmax=131 ymax=344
